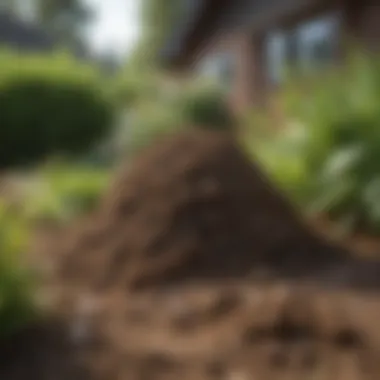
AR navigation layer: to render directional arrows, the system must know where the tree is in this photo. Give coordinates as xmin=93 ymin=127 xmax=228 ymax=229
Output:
xmin=0 ymin=0 xmax=17 ymax=14
xmin=35 ymin=0 xmax=93 ymax=50
xmin=131 ymin=0 xmax=181 ymax=67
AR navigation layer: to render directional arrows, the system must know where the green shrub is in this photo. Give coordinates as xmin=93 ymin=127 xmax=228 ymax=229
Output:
xmin=245 ymin=122 xmax=312 ymax=204
xmin=110 ymin=68 xmax=161 ymax=108
xmin=175 ymin=80 xmax=235 ymax=130
xmin=124 ymin=100 xmax=184 ymax=155
xmin=113 ymin=77 xmax=234 ymax=157
xmin=0 ymin=202 xmax=38 ymax=338
xmin=246 ymin=52 xmax=380 ymax=233
xmin=24 ymin=162 xmax=110 ymax=223
xmin=0 ymin=50 xmax=114 ymax=169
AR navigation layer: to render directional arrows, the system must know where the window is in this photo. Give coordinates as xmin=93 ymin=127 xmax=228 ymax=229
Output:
xmin=297 ymin=15 xmax=340 ymax=71
xmin=197 ymin=51 xmax=235 ymax=89
xmin=266 ymin=32 xmax=287 ymax=84
xmin=265 ymin=13 xmax=340 ymax=85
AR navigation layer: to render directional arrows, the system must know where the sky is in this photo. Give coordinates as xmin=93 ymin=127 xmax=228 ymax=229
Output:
xmin=11 ymin=0 xmax=141 ymax=59
xmin=83 ymin=0 xmax=141 ymax=58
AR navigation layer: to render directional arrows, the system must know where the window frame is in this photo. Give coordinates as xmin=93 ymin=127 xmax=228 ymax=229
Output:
xmin=197 ymin=50 xmax=236 ymax=90
xmin=264 ymin=11 xmax=342 ymax=86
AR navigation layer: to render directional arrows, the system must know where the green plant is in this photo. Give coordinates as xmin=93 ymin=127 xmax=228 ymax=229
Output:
xmin=175 ymin=80 xmax=235 ymax=130
xmin=245 ymin=52 xmax=380 ymax=233
xmin=0 ymin=201 xmax=38 ymax=338
xmin=24 ymin=162 xmax=110 ymax=223
xmin=245 ymin=121 xmax=312 ymax=204
xmin=113 ymin=77 xmax=235 ymax=158
xmin=124 ymin=100 xmax=184 ymax=155
xmin=110 ymin=68 xmax=161 ymax=108
xmin=0 ymin=49 xmax=114 ymax=169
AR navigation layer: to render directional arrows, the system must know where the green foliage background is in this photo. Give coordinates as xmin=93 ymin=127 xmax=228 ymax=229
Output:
xmin=245 ymin=53 xmax=380 ymax=233
xmin=0 ymin=50 xmax=114 ymax=169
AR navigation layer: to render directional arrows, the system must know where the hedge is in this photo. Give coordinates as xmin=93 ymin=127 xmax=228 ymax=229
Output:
xmin=0 ymin=50 xmax=114 ymax=169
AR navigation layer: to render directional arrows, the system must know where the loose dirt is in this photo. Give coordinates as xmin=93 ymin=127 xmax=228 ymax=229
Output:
xmin=4 ymin=283 xmax=380 ymax=380
xmin=3 ymin=129 xmax=380 ymax=379
xmin=58 ymin=130 xmax=347 ymax=291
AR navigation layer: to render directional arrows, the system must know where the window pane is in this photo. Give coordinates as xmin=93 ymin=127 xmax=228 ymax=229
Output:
xmin=265 ymin=13 xmax=340 ymax=85
xmin=266 ymin=31 xmax=287 ymax=84
xmin=286 ymin=29 xmax=299 ymax=67
xmin=297 ymin=14 xmax=340 ymax=72
xmin=197 ymin=52 xmax=235 ymax=89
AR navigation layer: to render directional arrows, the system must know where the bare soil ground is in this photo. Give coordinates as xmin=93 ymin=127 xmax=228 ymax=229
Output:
xmin=3 ymin=282 xmax=380 ymax=380
xmin=2 ymin=130 xmax=380 ymax=379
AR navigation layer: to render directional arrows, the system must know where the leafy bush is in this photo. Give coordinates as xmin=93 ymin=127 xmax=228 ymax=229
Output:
xmin=110 ymin=67 xmax=161 ymax=108
xmin=123 ymin=100 xmax=184 ymax=155
xmin=0 ymin=202 xmax=38 ymax=338
xmin=175 ymin=80 xmax=235 ymax=130
xmin=245 ymin=122 xmax=311 ymax=204
xmin=0 ymin=50 xmax=114 ymax=169
xmin=24 ymin=162 xmax=110 ymax=223
xmin=112 ymin=76 xmax=234 ymax=157
xmin=246 ymin=53 xmax=380 ymax=233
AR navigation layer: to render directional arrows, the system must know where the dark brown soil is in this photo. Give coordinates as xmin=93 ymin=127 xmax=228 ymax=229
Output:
xmin=21 ymin=283 xmax=380 ymax=380
xmin=0 ymin=321 xmax=91 ymax=380
xmin=4 ymin=129 xmax=380 ymax=379
xmin=59 ymin=130 xmax=346 ymax=291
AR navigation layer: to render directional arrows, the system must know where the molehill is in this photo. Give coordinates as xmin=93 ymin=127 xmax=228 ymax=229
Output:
xmin=59 ymin=130 xmax=345 ymax=290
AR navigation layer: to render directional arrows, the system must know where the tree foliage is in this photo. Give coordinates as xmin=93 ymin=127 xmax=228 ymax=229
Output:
xmin=35 ymin=0 xmax=93 ymax=50
xmin=131 ymin=0 xmax=181 ymax=67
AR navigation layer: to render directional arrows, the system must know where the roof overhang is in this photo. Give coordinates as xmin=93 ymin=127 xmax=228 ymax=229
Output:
xmin=160 ymin=0 xmax=228 ymax=70
xmin=160 ymin=0 xmax=333 ymax=70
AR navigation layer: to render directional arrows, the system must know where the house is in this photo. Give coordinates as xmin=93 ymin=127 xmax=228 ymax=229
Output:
xmin=0 ymin=11 xmax=55 ymax=53
xmin=0 ymin=10 xmax=93 ymax=62
xmin=160 ymin=0 xmax=380 ymax=113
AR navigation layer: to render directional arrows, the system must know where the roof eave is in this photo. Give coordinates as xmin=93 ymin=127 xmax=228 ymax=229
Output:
xmin=159 ymin=0 xmax=219 ymax=68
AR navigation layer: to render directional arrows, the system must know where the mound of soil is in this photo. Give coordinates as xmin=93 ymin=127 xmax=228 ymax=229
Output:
xmin=59 ymin=130 xmax=345 ymax=290
xmin=18 ymin=129 xmax=380 ymax=379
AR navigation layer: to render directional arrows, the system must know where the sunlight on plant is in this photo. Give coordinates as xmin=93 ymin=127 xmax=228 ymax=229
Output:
xmin=23 ymin=163 xmax=110 ymax=223
xmin=244 ymin=52 xmax=380 ymax=233
xmin=0 ymin=201 xmax=38 ymax=338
